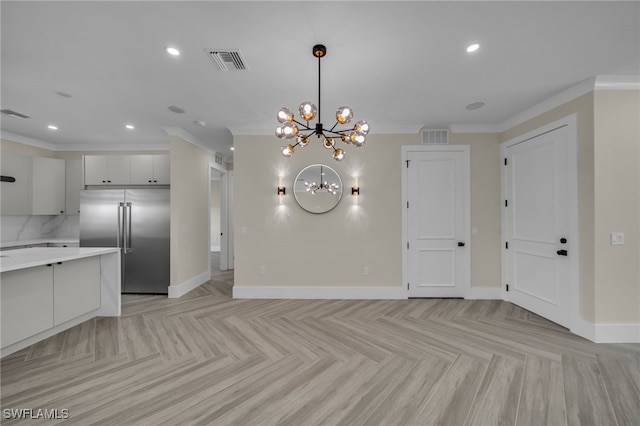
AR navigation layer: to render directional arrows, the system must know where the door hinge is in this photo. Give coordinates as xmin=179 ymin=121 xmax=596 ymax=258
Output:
xmin=407 ymin=283 xmax=410 ymax=290
xmin=505 ymin=242 xmax=509 ymax=249
xmin=407 ymin=242 xmax=410 ymax=249
xmin=406 ymin=160 xmax=410 ymax=168
xmin=505 ymin=199 xmax=508 ymax=207
xmin=407 ymin=201 xmax=409 ymax=209
xmin=504 ymin=158 xmax=508 ymax=166
xmin=506 ymin=284 xmax=510 ymax=292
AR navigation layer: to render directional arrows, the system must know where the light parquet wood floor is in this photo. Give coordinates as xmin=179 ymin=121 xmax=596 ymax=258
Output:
xmin=2 ymin=263 xmax=640 ymax=425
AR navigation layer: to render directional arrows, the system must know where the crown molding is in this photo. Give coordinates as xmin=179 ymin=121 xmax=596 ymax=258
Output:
xmin=1 ymin=131 xmax=58 ymax=151
xmin=162 ymin=127 xmax=218 ymax=156
xmin=56 ymin=143 xmax=169 ymax=152
xmin=1 ymin=131 xmax=169 ymax=152
xmin=595 ymin=75 xmax=640 ymax=90
xmin=448 ymin=123 xmax=501 ymax=134
xmin=497 ymin=77 xmax=597 ymax=133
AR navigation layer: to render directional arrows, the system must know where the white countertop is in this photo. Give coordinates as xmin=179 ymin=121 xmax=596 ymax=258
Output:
xmin=0 ymin=247 xmax=120 ymax=273
xmin=0 ymin=238 xmax=80 ymax=249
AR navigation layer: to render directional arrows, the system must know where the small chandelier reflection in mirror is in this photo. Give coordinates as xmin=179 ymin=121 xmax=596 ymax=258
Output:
xmin=305 ymin=165 xmax=339 ymax=195
xmin=276 ymin=44 xmax=370 ymax=162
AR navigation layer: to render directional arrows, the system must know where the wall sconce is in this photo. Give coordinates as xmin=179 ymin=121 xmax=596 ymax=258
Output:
xmin=351 ymin=187 xmax=359 ymax=195
xmin=277 ymin=186 xmax=286 ymax=195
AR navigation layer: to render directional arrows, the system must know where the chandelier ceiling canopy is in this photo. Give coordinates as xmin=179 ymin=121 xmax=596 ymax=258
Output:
xmin=275 ymin=44 xmax=370 ymax=162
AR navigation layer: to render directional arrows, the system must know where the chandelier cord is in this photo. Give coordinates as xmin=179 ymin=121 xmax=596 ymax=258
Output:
xmin=317 ymin=53 xmax=322 ymax=126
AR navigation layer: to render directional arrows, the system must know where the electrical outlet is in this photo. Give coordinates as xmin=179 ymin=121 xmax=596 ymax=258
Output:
xmin=363 ymin=266 xmax=369 ymax=276
xmin=241 ymin=226 xmax=248 ymax=235
xmin=259 ymin=265 xmax=266 ymax=275
xmin=611 ymin=232 xmax=624 ymax=245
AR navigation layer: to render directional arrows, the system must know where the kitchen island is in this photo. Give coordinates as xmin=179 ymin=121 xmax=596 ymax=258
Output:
xmin=0 ymin=247 xmax=121 ymax=357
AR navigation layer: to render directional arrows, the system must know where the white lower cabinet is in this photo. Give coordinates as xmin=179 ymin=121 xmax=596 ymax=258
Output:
xmin=53 ymin=257 xmax=101 ymax=325
xmin=1 ymin=257 xmax=101 ymax=348
xmin=1 ymin=265 xmax=54 ymax=347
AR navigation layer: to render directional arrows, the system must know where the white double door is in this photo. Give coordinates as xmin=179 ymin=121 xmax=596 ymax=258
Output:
xmin=502 ymin=122 xmax=578 ymax=328
xmin=404 ymin=146 xmax=470 ymax=298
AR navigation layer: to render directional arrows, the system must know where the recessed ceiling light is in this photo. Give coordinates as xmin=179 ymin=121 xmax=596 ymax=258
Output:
xmin=165 ymin=46 xmax=180 ymax=56
xmin=55 ymin=91 xmax=73 ymax=98
xmin=466 ymin=43 xmax=480 ymax=53
xmin=125 ymin=124 xmax=135 ymax=130
xmin=466 ymin=101 xmax=485 ymax=110
xmin=47 ymin=125 xmax=58 ymax=130
xmin=168 ymin=105 xmax=186 ymax=114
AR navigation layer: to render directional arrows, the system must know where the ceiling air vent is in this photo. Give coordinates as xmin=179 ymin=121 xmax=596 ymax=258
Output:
xmin=1 ymin=109 xmax=30 ymax=119
xmin=214 ymin=153 xmax=224 ymax=166
xmin=205 ymin=49 xmax=248 ymax=71
xmin=421 ymin=129 xmax=449 ymax=145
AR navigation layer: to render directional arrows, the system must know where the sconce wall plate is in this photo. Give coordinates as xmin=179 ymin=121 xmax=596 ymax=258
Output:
xmin=277 ymin=186 xmax=286 ymax=195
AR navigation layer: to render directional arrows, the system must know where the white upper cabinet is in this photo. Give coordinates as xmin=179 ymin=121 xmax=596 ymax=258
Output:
xmin=130 ymin=155 xmax=154 ymax=184
xmin=32 ymin=157 xmax=66 ymax=215
xmin=0 ymin=151 xmax=32 ymax=215
xmin=152 ymin=155 xmax=170 ymax=185
xmin=85 ymin=154 xmax=169 ymax=186
xmin=65 ymin=159 xmax=82 ymax=215
xmin=84 ymin=155 xmax=131 ymax=185
xmin=1 ymin=152 xmax=66 ymax=216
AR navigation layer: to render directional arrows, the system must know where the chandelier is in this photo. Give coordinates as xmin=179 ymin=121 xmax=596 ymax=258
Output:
xmin=275 ymin=44 xmax=370 ymax=162
xmin=305 ymin=165 xmax=340 ymax=195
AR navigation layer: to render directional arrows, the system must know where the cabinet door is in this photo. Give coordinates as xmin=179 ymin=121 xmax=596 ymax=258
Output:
xmin=53 ymin=256 xmax=101 ymax=325
xmin=32 ymin=157 xmax=66 ymax=215
xmin=84 ymin=155 xmax=108 ymax=185
xmin=153 ymin=155 xmax=170 ymax=185
xmin=1 ymin=265 xmax=54 ymax=348
xmin=0 ymin=151 xmax=32 ymax=215
xmin=129 ymin=155 xmax=154 ymax=184
xmin=65 ymin=159 xmax=82 ymax=215
xmin=107 ymin=156 xmax=131 ymax=185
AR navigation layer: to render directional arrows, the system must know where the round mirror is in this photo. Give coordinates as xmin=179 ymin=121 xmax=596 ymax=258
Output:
xmin=293 ymin=164 xmax=343 ymax=214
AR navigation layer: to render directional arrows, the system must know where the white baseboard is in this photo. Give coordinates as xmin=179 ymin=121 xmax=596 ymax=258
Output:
xmin=168 ymin=270 xmax=211 ymax=298
xmin=594 ymin=323 xmax=640 ymax=343
xmin=233 ymin=285 xmax=406 ymax=300
xmin=466 ymin=285 xmax=501 ymax=300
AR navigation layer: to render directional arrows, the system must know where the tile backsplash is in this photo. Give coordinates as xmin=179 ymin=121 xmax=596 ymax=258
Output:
xmin=0 ymin=215 xmax=79 ymax=241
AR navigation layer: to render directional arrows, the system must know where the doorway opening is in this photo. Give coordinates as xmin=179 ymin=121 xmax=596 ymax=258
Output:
xmin=209 ymin=161 xmax=233 ymax=278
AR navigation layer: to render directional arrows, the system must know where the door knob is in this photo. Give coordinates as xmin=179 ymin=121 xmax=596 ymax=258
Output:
xmin=560 ymin=237 xmax=567 ymax=244
xmin=557 ymin=249 xmax=568 ymax=256
xmin=458 ymin=242 xmax=465 ymax=247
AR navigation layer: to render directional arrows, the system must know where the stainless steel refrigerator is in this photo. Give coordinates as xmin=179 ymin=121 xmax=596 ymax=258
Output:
xmin=79 ymin=189 xmax=169 ymax=294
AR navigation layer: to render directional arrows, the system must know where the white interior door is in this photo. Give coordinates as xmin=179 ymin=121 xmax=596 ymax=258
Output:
xmin=405 ymin=147 xmax=470 ymax=298
xmin=503 ymin=125 xmax=574 ymax=327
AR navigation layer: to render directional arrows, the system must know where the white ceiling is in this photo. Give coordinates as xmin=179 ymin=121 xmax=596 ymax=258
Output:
xmin=2 ymin=1 xmax=639 ymax=162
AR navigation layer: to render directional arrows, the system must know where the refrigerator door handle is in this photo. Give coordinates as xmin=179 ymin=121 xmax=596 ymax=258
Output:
xmin=124 ymin=202 xmax=132 ymax=254
xmin=117 ymin=202 xmax=124 ymax=248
